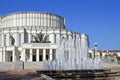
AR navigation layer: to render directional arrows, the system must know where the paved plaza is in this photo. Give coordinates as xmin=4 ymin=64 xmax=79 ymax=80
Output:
xmin=0 ymin=69 xmax=43 ymax=80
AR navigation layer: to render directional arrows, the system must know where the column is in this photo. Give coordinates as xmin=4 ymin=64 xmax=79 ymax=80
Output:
xmin=3 ymin=50 xmax=6 ymax=62
xmin=30 ymin=49 xmax=32 ymax=62
xmin=2 ymin=34 xmax=4 ymax=47
xmin=12 ymin=50 xmax=15 ymax=62
xmin=21 ymin=33 xmax=24 ymax=45
xmin=56 ymin=34 xmax=61 ymax=44
xmin=36 ymin=49 xmax=39 ymax=62
xmin=15 ymin=33 xmax=18 ymax=46
xmin=43 ymin=49 xmax=46 ymax=60
xmin=50 ymin=49 xmax=52 ymax=60
xmin=21 ymin=49 xmax=25 ymax=62
xmin=6 ymin=34 xmax=9 ymax=46
xmin=28 ymin=33 xmax=31 ymax=43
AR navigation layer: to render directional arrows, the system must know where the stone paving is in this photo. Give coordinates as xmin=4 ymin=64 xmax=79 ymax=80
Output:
xmin=0 ymin=69 xmax=43 ymax=80
xmin=103 ymin=67 xmax=120 ymax=72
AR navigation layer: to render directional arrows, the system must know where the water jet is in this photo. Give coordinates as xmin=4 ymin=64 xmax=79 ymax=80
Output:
xmin=37 ymin=33 xmax=120 ymax=79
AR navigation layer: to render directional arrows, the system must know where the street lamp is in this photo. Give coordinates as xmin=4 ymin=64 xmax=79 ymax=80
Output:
xmin=94 ymin=42 xmax=98 ymax=47
xmin=94 ymin=42 xmax=98 ymax=58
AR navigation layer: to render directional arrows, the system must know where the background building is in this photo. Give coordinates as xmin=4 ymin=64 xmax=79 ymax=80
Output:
xmin=89 ymin=49 xmax=120 ymax=67
xmin=97 ymin=50 xmax=120 ymax=58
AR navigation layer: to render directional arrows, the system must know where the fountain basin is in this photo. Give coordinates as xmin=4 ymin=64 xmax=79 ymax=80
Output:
xmin=37 ymin=69 xmax=120 ymax=79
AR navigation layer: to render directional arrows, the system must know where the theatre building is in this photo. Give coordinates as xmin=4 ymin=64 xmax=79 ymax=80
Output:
xmin=0 ymin=11 xmax=87 ymax=65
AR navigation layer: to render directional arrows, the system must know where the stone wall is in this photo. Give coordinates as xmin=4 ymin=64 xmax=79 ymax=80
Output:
xmin=0 ymin=62 xmax=43 ymax=70
xmin=101 ymin=57 xmax=118 ymax=64
xmin=101 ymin=57 xmax=120 ymax=67
xmin=0 ymin=62 xmax=15 ymax=70
xmin=24 ymin=62 xmax=43 ymax=69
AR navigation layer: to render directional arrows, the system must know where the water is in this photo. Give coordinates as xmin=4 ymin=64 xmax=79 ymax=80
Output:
xmin=43 ymin=32 xmax=101 ymax=70
xmin=55 ymin=76 xmax=120 ymax=80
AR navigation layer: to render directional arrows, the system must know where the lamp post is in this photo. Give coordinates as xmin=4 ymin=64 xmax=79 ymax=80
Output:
xmin=94 ymin=42 xmax=98 ymax=58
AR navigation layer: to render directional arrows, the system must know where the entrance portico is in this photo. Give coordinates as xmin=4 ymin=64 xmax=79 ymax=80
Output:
xmin=0 ymin=46 xmax=17 ymax=62
xmin=21 ymin=43 xmax=57 ymax=62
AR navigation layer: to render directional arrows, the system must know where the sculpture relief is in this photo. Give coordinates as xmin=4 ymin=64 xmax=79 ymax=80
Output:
xmin=31 ymin=32 xmax=50 ymax=43
xmin=38 ymin=32 xmax=43 ymax=42
xmin=9 ymin=35 xmax=15 ymax=45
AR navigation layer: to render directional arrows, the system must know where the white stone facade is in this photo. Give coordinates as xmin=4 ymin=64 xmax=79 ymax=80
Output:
xmin=0 ymin=12 xmax=88 ymax=62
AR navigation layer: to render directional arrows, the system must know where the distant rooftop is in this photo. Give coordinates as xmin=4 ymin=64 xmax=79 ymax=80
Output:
xmin=97 ymin=50 xmax=120 ymax=53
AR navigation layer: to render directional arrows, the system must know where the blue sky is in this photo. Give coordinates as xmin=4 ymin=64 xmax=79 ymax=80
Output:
xmin=0 ymin=0 xmax=120 ymax=50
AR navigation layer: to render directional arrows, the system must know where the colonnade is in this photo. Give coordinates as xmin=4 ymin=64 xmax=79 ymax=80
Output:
xmin=21 ymin=48 xmax=56 ymax=62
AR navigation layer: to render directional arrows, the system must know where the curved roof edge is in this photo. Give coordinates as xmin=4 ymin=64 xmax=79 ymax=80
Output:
xmin=1 ymin=11 xmax=64 ymax=19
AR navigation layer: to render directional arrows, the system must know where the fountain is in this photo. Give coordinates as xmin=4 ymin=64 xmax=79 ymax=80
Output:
xmin=43 ymin=33 xmax=101 ymax=70
xmin=37 ymin=31 xmax=120 ymax=79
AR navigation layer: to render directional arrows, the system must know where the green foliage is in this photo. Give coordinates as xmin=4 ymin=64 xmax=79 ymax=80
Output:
xmin=104 ymin=53 xmax=118 ymax=58
xmin=116 ymin=56 xmax=120 ymax=64
xmin=104 ymin=54 xmax=108 ymax=58
xmin=117 ymin=60 xmax=120 ymax=64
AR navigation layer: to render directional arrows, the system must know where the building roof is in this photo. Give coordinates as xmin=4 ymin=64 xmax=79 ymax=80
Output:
xmin=97 ymin=50 xmax=120 ymax=53
xmin=1 ymin=11 xmax=64 ymax=19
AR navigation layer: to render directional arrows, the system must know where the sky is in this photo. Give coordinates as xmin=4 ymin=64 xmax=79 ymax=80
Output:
xmin=0 ymin=0 xmax=120 ymax=50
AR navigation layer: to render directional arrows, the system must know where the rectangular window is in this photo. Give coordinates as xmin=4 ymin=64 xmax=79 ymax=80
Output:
xmin=52 ymin=49 xmax=56 ymax=60
xmin=25 ymin=49 xmax=30 ymax=62
xmin=54 ymin=34 xmax=56 ymax=43
xmin=24 ymin=32 xmax=28 ymax=43
xmin=32 ymin=49 xmax=36 ymax=61
xmin=46 ymin=49 xmax=50 ymax=60
xmin=4 ymin=35 xmax=6 ymax=46
xmin=39 ymin=49 xmax=43 ymax=61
